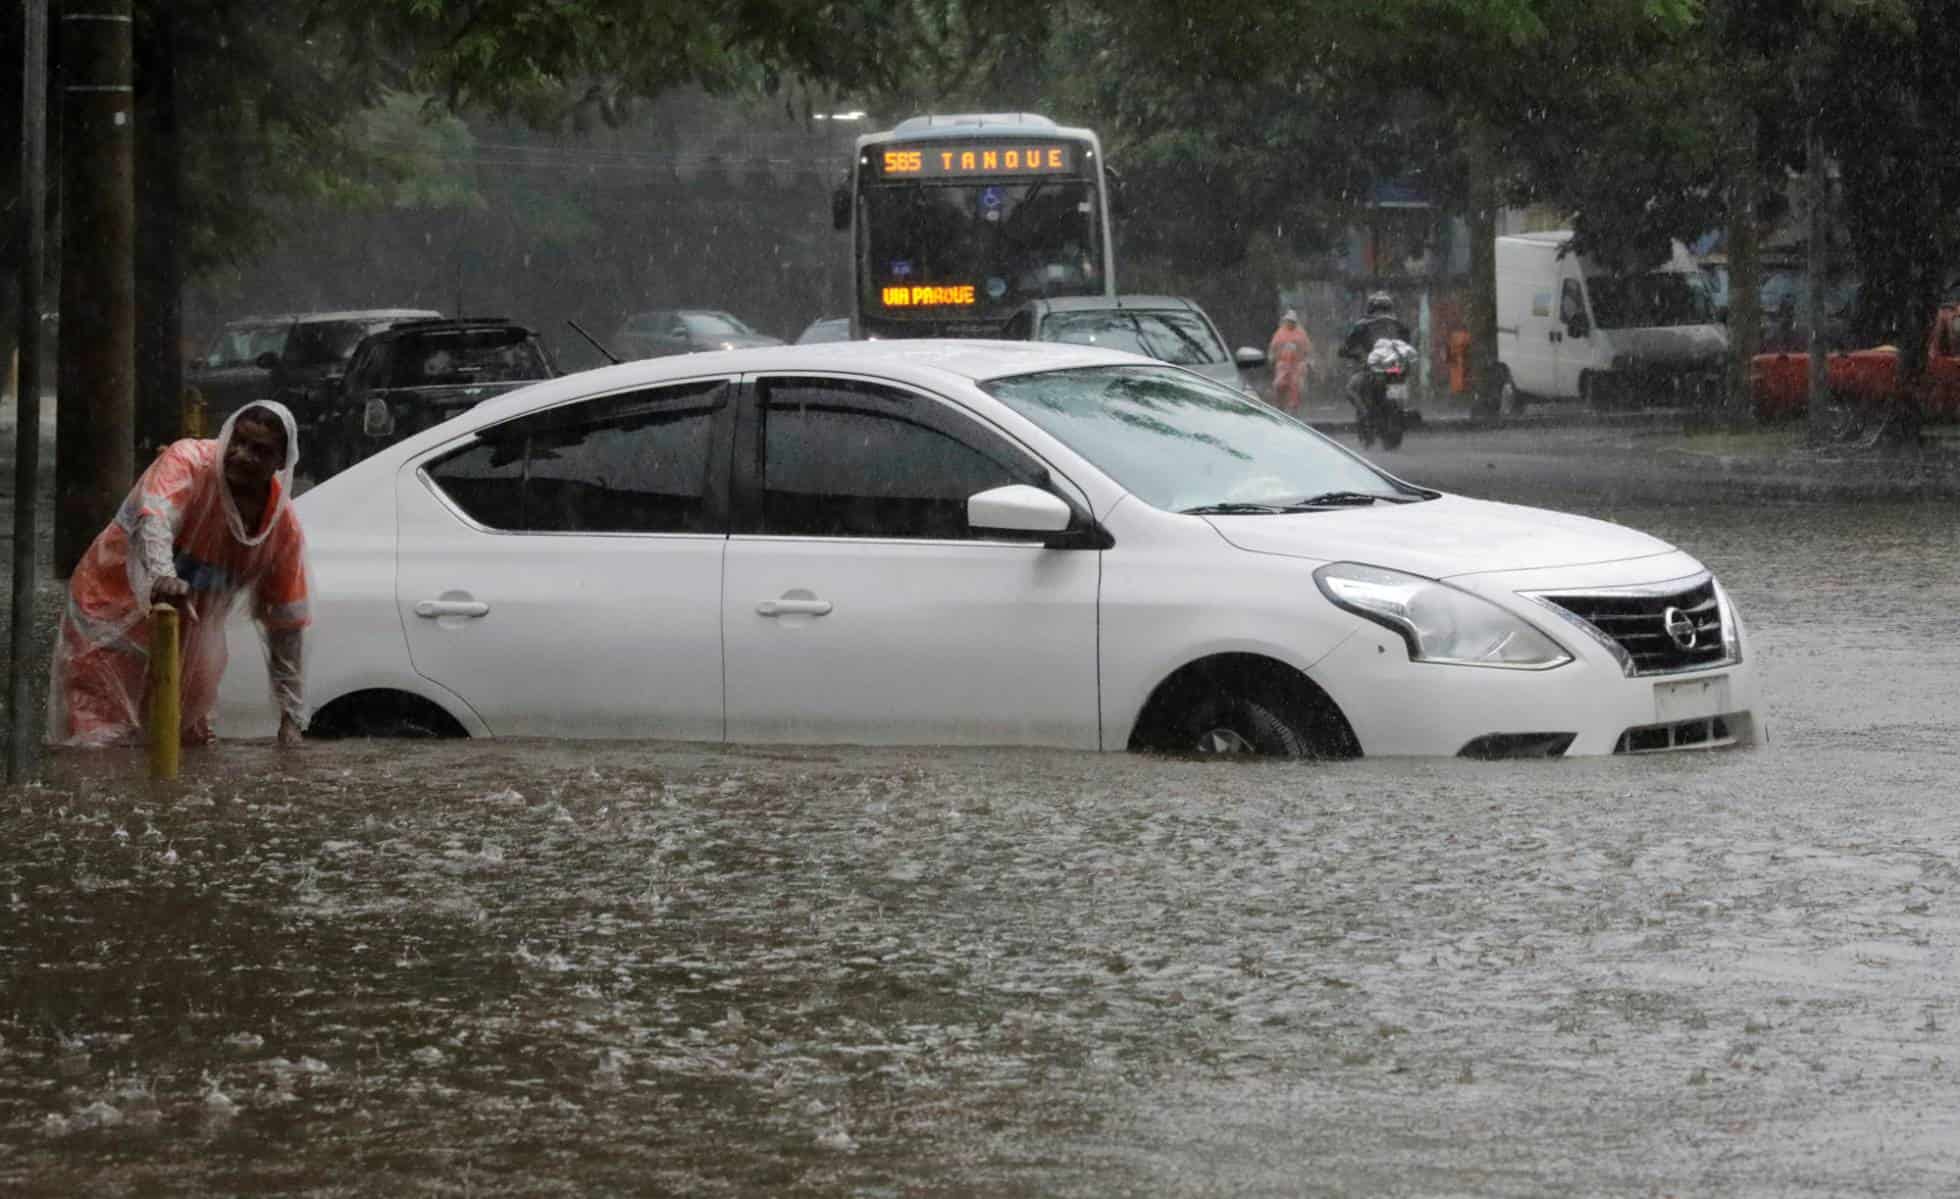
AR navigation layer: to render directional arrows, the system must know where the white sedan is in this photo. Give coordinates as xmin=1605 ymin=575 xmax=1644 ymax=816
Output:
xmin=221 ymin=339 xmax=1759 ymax=757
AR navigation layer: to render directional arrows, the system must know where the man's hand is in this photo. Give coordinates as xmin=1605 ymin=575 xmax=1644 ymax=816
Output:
xmin=277 ymin=712 xmax=304 ymax=748
xmin=150 ymin=577 xmax=190 ymax=604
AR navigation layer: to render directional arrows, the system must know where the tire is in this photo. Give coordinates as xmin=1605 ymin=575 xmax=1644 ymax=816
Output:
xmin=1498 ymin=371 xmax=1525 ymax=415
xmin=1378 ymin=404 xmax=1406 ymax=449
xmin=1582 ymin=372 xmax=1623 ymax=412
xmin=1180 ymin=692 xmax=1310 ymax=757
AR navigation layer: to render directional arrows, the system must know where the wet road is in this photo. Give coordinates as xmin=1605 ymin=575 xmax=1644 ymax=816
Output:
xmin=5 ymin=424 xmax=1960 ymax=1195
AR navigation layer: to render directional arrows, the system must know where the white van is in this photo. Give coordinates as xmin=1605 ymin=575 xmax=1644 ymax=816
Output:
xmin=1495 ymin=232 xmax=1727 ymax=409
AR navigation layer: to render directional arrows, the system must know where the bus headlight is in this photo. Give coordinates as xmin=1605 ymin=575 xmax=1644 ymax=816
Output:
xmin=1314 ymin=563 xmax=1572 ymax=669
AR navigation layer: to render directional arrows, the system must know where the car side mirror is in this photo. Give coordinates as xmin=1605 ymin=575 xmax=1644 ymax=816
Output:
xmin=1234 ymin=346 xmax=1267 ymax=369
xmin=831 ymin=185 xmax=851 ymax=232
xmin=255 ymin=351 xmax=280 ymax=370
xmin=969 ymin=484 xmax=1072 ymax=535
xmin=1565 ymin=315 xmax=1591 ymax=339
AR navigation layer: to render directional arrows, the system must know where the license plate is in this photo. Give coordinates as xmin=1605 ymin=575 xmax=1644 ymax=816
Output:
xmin=1654 ymin=675 xmax=1729 ymax=722
xmin=1385 ymin=382 xmax=1409 ymax=401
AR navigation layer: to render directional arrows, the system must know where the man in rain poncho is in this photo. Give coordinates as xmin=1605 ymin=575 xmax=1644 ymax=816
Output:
xmin=49 ymin=401 xmax=310 ymax=748
xmin=1267 ymin=309 xmax=1314 ymax=414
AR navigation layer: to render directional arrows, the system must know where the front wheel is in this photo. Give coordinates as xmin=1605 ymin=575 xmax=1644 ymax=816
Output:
xmin=1181 ymin=693 xmax=1310 ymax=757
xmin=1498 ymin=370 xmax=1524 ymax=416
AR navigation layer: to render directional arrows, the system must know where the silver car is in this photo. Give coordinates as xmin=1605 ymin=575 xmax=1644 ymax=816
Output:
xmin=1003 ymin=295 xmax=1266 ymax=393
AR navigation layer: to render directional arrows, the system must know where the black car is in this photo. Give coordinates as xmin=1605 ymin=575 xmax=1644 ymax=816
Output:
xmin=309 ymin=317 xmax=555 ymax=480
xmin=186 ymin=314 xmax=296 ymax=426
xmin=248 ymin=308 xmax=441 ymax=450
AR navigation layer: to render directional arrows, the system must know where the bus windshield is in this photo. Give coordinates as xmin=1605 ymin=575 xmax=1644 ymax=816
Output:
xmin=862 ymin=178 xmax=1105 ymax=324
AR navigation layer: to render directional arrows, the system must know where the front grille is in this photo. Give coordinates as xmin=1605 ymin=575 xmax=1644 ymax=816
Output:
xmin=1615 ymin=715 xmax=1738 ymax=753
xmin=1537 ymin=577 xmax=1729 ymax=676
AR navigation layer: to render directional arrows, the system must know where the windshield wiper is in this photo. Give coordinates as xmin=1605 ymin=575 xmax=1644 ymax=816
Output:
xmin=1179 ymin=502 xmax=1291 ymax=515
xmin=1283 ymin=491 xmax=1387 ymax=507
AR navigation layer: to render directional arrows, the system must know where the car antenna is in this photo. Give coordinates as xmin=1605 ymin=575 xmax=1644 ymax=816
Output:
xmin=567 ymin=319 xmax=620 ymax=364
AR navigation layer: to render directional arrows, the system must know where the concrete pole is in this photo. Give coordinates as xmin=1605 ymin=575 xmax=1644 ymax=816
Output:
xmin=1804 ymin=120 xmax=1829 ymax=441
xmin=7 ymin=0 xmax=52 ymax=782
xmin=53 ymin=0 xmax=136 ymax=577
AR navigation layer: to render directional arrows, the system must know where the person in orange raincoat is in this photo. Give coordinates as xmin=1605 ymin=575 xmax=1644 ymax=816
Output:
xmin=1267 ymin=309 xmax=1314 ymax=413
xmin=1447 ymin=325 xmax=1473 ymax=399
xmin=48 ymin=401 xmax=310 ymax=748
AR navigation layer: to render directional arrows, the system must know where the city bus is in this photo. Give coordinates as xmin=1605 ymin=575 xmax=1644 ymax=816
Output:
xmin=833 ymin=113 xmax=1116 ymax=339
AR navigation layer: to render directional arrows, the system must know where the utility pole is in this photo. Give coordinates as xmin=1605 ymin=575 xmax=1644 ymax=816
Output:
xmin=1803 ymin=118 xmax=1828 ymax=442
xmin=53 ymin=0 xmax=135 ymax=577
xmin=134 ymin=3 xmax=181 ymax=459
xmin=9 ymin=0 xmax=51 ymax=782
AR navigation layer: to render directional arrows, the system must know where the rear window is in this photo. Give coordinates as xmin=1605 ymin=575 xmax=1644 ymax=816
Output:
xmin=387 ymin=331 xmax=550 ymax=388
xmin=1038 ymin=309 xmax=1225 ymax=366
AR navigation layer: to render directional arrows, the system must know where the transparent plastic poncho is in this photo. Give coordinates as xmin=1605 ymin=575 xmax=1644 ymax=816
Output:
xmin=47 ymin=401 xmax=311 ymax=746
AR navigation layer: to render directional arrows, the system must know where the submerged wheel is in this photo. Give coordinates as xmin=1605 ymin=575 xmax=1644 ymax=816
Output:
xmin=1181 ymin=693 xmax=1310 ymax=757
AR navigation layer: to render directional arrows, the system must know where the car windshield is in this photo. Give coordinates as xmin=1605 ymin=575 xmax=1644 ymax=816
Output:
xmin=982 ymin=365 xmax=1414 ymax=512
xmin=387 ymin=331 xmax=550 ymax=387
xmin=682 ymin=312 xmax=751 ymax=337
xmin=1584 ymin=270 xmax=1715 ymax=328
xmin=204 ymin=323 xmax=288 ymax=368
xmin=1040 ymin=309 xmax=1225 ymax=366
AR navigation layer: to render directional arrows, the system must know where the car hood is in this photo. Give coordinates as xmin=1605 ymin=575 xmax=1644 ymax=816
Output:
xmin=1201 ymin=493 xmax=1677 ymax=578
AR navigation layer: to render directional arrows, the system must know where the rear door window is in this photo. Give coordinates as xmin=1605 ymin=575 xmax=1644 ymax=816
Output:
xmin=424 ymin=380 xmax=730 ymax=534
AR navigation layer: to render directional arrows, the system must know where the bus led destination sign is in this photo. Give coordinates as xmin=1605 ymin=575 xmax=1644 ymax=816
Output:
xmin=878 ymin=142 xmax=1076 ymax=178
xmin=881 ymin=284 xmax=977 ymax=308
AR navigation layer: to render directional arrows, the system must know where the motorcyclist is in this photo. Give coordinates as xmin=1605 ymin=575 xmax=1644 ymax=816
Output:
xmin=1339 ymin=290 xmax=1416 ymax=414
xmin=1340 ymin=291 xmax=1414 ymax=367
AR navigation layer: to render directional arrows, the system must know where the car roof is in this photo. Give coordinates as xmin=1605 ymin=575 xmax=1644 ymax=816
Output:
xmin=1022 ymin=295 xmax=1201 ymax=315
xmin=291 ymin=308 xmax=444 ymax=324
xmin=451 ymin=339 xmax=1148 ymax=427
xmin=360 ymin=317 xmax=536 ymax=343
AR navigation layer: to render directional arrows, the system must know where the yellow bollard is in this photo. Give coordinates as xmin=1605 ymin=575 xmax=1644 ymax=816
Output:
xmin=147 ymin=603 xmax=181 ymax=780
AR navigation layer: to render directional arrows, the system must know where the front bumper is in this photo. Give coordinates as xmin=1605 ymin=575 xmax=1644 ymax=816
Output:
xmin=1309 ymin=621 xmax=1759 ymax=758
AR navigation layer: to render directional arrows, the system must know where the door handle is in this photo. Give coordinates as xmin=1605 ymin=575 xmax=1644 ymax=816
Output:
xmin=415 ymin=599 xmax=490 ymax=618
xmin=756 ymin=598 xmax=832 ymax=617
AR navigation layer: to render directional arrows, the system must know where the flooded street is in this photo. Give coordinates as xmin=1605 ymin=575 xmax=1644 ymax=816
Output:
xmin=6 ymin=427 xmax=1960 ymax=1195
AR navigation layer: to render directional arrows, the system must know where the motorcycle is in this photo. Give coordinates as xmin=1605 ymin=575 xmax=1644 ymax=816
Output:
xmin=1347 ymin=338 xmax=1416 ymax=450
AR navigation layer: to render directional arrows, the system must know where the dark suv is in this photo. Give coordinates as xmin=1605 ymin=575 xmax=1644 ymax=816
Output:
xmin=259 ymin=308 xmax=441 ymax=452
xmin=309 ymin=317 xmax=555 ymax=480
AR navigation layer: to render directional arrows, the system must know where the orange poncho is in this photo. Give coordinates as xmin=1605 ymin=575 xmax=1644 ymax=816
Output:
xmin=48 ymin=403 xmax=310 ymax=746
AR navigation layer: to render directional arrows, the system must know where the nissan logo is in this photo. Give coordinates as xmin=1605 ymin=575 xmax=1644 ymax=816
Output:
xmin=1662 ymin=606 xmax=1697 ymax=651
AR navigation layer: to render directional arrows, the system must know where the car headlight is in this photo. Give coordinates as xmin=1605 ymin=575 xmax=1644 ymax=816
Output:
xmin=1714 ymin=577 xmax=1743 ymax=663
xmin=1313 ymin=562 xmax=1572 ymax=669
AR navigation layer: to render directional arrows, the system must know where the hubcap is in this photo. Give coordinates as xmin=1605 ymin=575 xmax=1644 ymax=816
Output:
xmin=1196 ymin=727 xmax=1256 ymax=754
